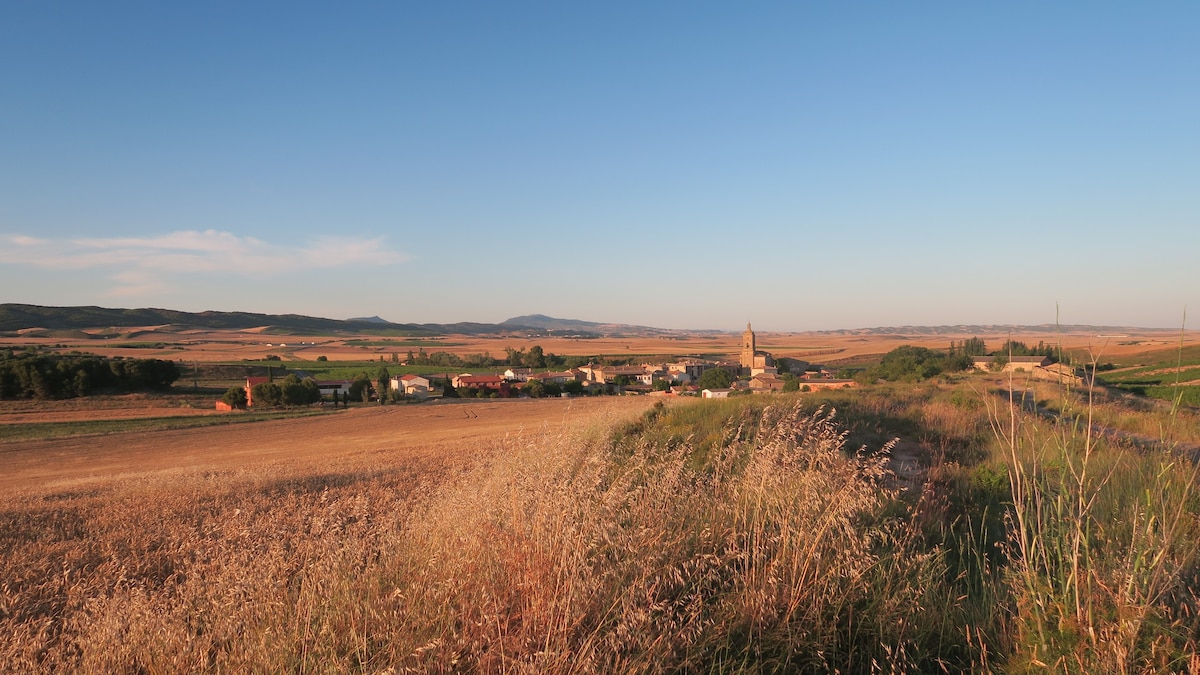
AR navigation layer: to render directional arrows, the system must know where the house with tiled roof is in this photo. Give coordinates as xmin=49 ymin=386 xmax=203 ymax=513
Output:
xmin=391 ymin=374 xmax=430 ymax=398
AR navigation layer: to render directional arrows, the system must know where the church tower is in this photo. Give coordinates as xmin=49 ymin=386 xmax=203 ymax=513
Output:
xmin=740 ymin=322 xmax=756 ymax=369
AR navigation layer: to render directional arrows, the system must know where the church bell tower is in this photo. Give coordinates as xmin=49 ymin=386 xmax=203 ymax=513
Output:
xmin=740 ymin=322 xmax=756 ymax=369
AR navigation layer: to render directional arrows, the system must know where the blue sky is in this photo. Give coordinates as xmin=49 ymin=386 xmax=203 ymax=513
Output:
xmin=1 ymin=3 xmax=1196 ymax=331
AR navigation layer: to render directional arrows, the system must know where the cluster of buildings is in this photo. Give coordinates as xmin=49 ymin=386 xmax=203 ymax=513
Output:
xmin=451 ymin=323 xmax=855 ymax=399
xmin=971 ymin=355 xmax=1083 ymax=385
xmin=228 ymin=323 xmax=859 ymax=408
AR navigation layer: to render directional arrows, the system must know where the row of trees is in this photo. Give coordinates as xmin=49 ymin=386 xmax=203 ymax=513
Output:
xmin=404 ymin=345 xmax=636 ymax=371
xmin=947 ymin=337 xmax=1065 ymax=363
xmin=0 ymin=350 xmax=180 ymax=400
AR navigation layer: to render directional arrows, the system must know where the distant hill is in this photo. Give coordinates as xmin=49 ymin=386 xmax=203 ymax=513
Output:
xmin=0 ymin=304 xmax=1162 ymax=339
xmin=0 ymin=304 xmax=440 ymax=336
xmin=500 ymin=314 xmax=710 ymax=336
xmin=0 ymin=304 xmax=683 ymax=338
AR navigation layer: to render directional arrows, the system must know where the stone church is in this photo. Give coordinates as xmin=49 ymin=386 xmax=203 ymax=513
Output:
xmin=739 ymin=323 xmax=775 ymax=373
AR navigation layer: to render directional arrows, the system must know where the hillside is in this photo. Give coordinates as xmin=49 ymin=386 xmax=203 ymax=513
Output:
xmin=0 ymin=304 xmax=695 ymax=338
xmin=0 ymin=304 xmax=513 ymax=337
xmin=499 ymin=314 xmax=713 ymax=336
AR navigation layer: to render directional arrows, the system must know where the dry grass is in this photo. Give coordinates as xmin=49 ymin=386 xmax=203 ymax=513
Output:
xmin=0 ymin=399 xmax=959 ymax=673
xmin=4 ymin=373 xmax=1199 ymax=672
xmin=986 ymin=368 xmax=1200 ymax=673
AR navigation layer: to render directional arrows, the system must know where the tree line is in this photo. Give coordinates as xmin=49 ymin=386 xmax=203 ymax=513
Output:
xmin=402 ymin=345 xmax=634 ymax=370
xmin=0 ymin=350 xmax=180 ymax=400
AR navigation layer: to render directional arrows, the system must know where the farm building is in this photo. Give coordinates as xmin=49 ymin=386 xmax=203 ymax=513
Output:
xmin=390 ymin=374 xmax=430 ymax=398
xmin=972 ymin=356 xmax=1052 ymax=373
xmin=315 ymin=380 xmax=352 ymax=398
xmin=244 ymin=377 xmax=270 ymax=407
xmin=799 ymin=379 xmax=857 ymax=391
xmin=452 ymin=374 xmax=505 ymax=390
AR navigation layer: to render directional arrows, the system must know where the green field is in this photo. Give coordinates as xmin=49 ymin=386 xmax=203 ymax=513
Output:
xmin=0 ymin=409 xmax=333 ymax=443
xmin=342 ymin=339 xmax=465 ymax=348
xmin=1097 ymin=343 xmax=1200 ymax=406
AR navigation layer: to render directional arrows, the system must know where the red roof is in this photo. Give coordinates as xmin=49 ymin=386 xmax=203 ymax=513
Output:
xmin=400 ymin=374 xmax=426 ymax=381
xmin=458 ymin=375 xmax=504 ymax=385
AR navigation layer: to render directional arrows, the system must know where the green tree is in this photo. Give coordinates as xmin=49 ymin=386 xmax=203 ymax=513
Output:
xmin=697 ymin=368 xmax=733 ymax=390
xmin=282 ymin=381 xmax=311 ymax=406
xmin=221 ymin=385 xmax=248 ymax=409
xmin=782 ymin=373 xmax=800 ymax=392
xmin=348 ymin=375 xmax=373 ymax=403
xmin=376 ymin=367 xmax=391 ymax=404
xmin=524 ymin=379 xmax=546 ymax=398
xmin=250 ymin=382 xmax=283 ymax=407
xmin=960 ymin=337 xmax=988 ymax=356
xmin=524 ymin=345 xmax=546 ymax=369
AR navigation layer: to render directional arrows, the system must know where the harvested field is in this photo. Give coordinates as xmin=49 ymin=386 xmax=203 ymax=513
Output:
xmin=6 ymin=326 xmax=1196 ymax=365
xmin=0 ymin=395 xmax=664 ymax=672
xmin=0 ymin=397 xmax=657 ymax=494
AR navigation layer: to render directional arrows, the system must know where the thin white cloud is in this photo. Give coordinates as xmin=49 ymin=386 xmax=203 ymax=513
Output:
xmin=105 ymin=270 xmax=176 ymax=298
xmin=0 ymin=230 xmax=408 ymax=297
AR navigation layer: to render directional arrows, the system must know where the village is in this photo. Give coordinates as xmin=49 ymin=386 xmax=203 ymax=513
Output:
xmin=222 ymin=324 xmax=1096 ymax=410
xmin=231 ymin=323 xmax=859 ymax=408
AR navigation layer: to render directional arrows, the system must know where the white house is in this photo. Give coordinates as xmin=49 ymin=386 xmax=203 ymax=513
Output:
xmin=390 ymin=374 xmax=431 ymax=398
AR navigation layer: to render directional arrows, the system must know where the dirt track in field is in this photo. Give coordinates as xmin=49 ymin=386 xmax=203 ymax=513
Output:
xmin=0 ymin=397 xmax=657 ymax=494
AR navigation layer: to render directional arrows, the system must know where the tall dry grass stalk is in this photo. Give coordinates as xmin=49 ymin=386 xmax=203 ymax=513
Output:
xmin=988 ymin=344 xmax=1200 ymax=673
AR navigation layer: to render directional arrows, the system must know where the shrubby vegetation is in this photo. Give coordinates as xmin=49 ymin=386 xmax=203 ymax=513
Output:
xmin=696 ymin=366 xmax=733 ymax=389
xmin=858 ymin=345 xmax=972 ymax=382
xmin=402 ymin=344 xmax=645 ymax=371
xmin=0 ymin=350 xmax=180 ymax=400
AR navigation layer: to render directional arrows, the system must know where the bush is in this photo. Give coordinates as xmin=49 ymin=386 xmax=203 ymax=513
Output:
xmin=221 ymin=385 xmax=247 ymax=409
xmin=250 ymin=382 xmax=283 ymax=407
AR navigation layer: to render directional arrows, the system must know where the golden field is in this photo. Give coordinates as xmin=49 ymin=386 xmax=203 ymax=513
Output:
xmin=7 ymin=325 xmax=1197 ymax=365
